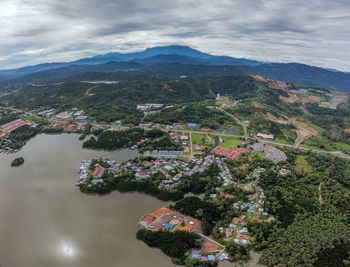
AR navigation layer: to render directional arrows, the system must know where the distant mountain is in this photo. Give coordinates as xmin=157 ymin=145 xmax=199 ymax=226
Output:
xmin=73 ymin=45 xmax=263 ymax=66
xmin=1 ymin=45 xmax=350 ymax=91
xmin=0 ymin=62 xmax=69 ymax=79
xmin=13 ymin=61 xmax=144 ymax=82
xmin=0 ymin=45 xmax=264 ymax=80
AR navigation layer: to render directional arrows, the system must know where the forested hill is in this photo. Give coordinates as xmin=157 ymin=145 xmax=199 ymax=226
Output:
xmin=6 ymin=61 xmax=350 ymax=91
xmin=3 ymin=75 xmax=268 ymax=122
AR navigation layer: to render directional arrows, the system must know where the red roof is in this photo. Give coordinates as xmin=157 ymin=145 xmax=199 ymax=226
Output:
xmin=143 ymin=216 xmax=153 ymax=223
xmin=1 ymin=119 xmax=29 ymax=133
xmin=92 ymin=167 xmax=105 ymax=179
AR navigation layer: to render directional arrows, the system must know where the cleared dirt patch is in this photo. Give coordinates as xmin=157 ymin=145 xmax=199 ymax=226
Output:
xmin=265 ymin=112 xmax=290 ymax=125
xmin=251 ymin=75 xmax=288 ymax=89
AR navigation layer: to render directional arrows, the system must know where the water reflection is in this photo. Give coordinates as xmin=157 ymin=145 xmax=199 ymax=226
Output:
xmin=60 ymin=240 xmax=77 ymax=258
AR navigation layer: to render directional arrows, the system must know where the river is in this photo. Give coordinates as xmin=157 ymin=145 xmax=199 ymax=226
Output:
xmin=0 ymin=134 xmax=258 ymax=267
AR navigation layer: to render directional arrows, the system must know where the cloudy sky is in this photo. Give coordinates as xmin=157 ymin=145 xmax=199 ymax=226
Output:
xmin=0 ymin=0 xmax=349 ymax=70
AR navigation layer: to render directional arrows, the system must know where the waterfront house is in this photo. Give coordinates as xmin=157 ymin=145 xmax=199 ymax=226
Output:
xmin=92 ymin=167 xmax=105 ymax=179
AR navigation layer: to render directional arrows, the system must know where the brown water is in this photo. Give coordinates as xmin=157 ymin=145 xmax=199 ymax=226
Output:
xmin=0 ymin=134 xmax=257 ymax=267
xmin=0 ymin=134 xmax=177 ymax=267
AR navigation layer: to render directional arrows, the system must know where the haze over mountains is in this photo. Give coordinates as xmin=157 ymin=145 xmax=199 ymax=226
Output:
xmin=1 ymin=45 xmax=350 ymax=91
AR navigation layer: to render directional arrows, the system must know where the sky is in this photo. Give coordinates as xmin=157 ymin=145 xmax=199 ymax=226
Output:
xmin=0 ymin=0 xmax=349 ymax=71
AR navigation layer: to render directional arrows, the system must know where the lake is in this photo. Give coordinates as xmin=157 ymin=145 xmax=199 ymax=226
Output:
xmin=0 ymin=134 xmax=257 ymax=267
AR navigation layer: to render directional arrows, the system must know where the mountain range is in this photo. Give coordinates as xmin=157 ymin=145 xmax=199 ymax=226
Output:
xmin=1 ymin=45 xmax=350 ymax=91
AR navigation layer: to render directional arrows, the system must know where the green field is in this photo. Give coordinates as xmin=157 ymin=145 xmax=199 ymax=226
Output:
xmin=191 ymin=133 xmax=207 ymax=144
xmin=215 ymin=97 xmax=234 ymax=106
xmin=302 ymin=136 xmax=350 ymax=152
xmin=295 ymin=155 xmax=313 ymax=173
xmin=274 ymin=137 xmax=294 ymax=145
xmin=220 ymin=138 xmax=242 ymax=148
xmin=21 ymin=115 xmax=44 ymax=123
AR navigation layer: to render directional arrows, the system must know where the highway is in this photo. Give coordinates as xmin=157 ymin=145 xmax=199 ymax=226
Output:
xmin=175 ymin=129 xmax=350 ymax=159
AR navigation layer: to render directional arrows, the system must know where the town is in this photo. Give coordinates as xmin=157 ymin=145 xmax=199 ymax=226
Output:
xmin=75 ymin=134 xmax=286 ymax=263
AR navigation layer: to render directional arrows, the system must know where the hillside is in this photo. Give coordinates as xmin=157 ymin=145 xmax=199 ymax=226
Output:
xmin=1 ymin=45 xmax=350 ymax=91
xmin=3 ymin=73 xmax=350 ymax=153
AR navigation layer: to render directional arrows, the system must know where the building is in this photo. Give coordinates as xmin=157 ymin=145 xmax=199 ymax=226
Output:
xmin=180 ymin=135 xmax=189 ymax=141
xmin=75 ymin=115 xmax=88 ymax=121
xmin=92 ymin=167 xmax=105 ymax=179
xmin=1 ymin=119 xmax=30 ymax=133
xmin=257 ymin=133 xmax=274 ymax=140
xmin=216 ymin=93 xmax=224 ymax=101
xmin=55 ymin=111 xmax=72 ymax=120
xmin=188 ymin=123 xmax=197 ymax=129
xmin=137 ymin=103 xmax=164 ymax=111
xmin=148 ymin=150 xmax=184 ymax=159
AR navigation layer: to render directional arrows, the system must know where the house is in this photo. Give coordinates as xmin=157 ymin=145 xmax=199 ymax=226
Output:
xmin=164 ymin=223 xmax=174 ymax=229
xmin=247 ymin=209 xmax=255 ymax=215
xmin=92 ymin=179 xmax=103 ymax=184
xmin=142 ymin=216 xmax=153 ymax=223
xmin=229 ymin=223 xmax=237 ymax=229
xmin=280 ymin=168 xmax=292 ymax=175
xmin=239 ymin=215 xmax=247 ymax=221
xmin=92 ymin=167 xmax=105 ymax=179
xmin=208 ymin=255 xmax=215 ymax=261
xmin=234 ymin=239 xmax=251 ymax=245
xmin=136 ymin=105 xmax=149 ymax=111
xmin=75 ymin=115 xmax=88 ymax=121
xmin=239 ymin=227 xmax=249 ymax=234
xmin=188 ymin=123 xmax=197 ymax=129
xmin=216 ymin=93 xmax=224 ymax=101
xmin=232 ymin=218 xmax=242 ymax=224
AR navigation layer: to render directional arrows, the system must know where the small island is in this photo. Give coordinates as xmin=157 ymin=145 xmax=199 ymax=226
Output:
xmin=11 ymin=157 xmax=24 ymax=167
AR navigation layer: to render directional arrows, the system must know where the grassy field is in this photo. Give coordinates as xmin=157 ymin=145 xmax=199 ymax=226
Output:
xmin=220 ymin=138 xmax=242 ymax=149
xmin=275 ymin=137 xmax=294 ymax=145
xmin=216 ymin=97 xmax=234 ymax=106
xmin=295 ymin=155 xmax=313 ymax=173
xmin=191 ymin=133 xmax=207 ymax=144
xmin=302 ymin=136 xmax=350 ymax=152
xmin=21 ymin=115 xmax=44 ymax=123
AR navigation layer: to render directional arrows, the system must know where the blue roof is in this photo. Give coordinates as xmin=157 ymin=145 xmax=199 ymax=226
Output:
xmin=188 ymin=123 xmax=197 ymax=127
xmin=165 ymin=223 xmax=174 ymax=229
xmin=190 ymin=254 xmax=199 ymax=259
xmin=208 ymin=255 xmax=215 ymax=261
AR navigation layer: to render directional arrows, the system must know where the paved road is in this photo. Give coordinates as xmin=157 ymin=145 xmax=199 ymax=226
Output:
xmin=175 ymin=129 xmax=350 ymax=159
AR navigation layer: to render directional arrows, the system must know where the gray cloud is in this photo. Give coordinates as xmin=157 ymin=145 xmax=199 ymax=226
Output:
xmin=0 ymin=0 xmax=349 ymax=70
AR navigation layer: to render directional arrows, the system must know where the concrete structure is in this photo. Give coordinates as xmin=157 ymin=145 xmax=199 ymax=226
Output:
xmin=257 ymin=133 xmax=274 ymax=140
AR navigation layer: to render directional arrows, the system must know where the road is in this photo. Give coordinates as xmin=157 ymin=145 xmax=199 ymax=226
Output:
xmin=4 ymin=106 xmax=350 ymax=160
xmin=175 ymin=129 xmax=350 ymax=159
xmin=222 ymin=109 xmax=248 ymax=137
xmin=198 ymin=233 xmax=225 ymax=248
